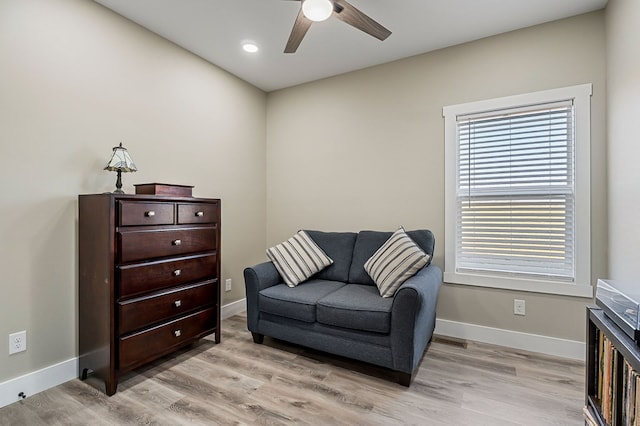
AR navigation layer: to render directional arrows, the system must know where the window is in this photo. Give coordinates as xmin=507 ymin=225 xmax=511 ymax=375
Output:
xmin=443 ymin=85 xmax=592 ymax=297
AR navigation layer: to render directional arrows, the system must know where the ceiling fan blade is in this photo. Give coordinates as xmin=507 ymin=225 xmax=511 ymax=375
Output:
xmin=285 ymin=7 xmax=313 ymax=53
xmin=333 ymin=0 xmax=391 ymax=41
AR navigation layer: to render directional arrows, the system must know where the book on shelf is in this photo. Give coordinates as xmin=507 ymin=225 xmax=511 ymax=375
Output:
xmin=635 ymin=374 xmax=640 ymax=426
xmin=584 ymin=405 xmax=598 ymax=426
xmin=594 ymin=331 xmax=640 ymax=425
xmin=595 ymin=333 xmax=618 ymax=424
xmin=618 ymin=357 xmax=640 ymax=426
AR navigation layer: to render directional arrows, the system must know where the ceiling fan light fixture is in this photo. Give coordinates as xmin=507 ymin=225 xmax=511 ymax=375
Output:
xmin=302 ymin=0 xmax=333 ymax=22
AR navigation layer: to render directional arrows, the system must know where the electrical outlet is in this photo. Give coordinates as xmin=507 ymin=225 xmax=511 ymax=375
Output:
xmin=514 ymin=299 xmax=526 ymax=316
xmin=225 ymin=278 xmax=232 ymax=292
xmin=9 ymin=331 xmax=27 ymax=355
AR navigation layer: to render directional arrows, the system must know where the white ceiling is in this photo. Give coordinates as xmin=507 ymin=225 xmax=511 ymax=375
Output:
xmin=93 ymin=0 xmax=607 ymax=92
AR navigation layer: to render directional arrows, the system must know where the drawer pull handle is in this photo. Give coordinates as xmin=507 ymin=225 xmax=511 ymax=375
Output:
xmin=173 ymin=269 xmax=181 ymax=276
xmin=195 ymin=211 xmax=204 ymax=217
xmin=174 ymin=330 xmax=181 ymax=337
xmin=172 ymin=239 xmax=182 ymax=246
xmin=145 ymin=211 xmax=156 ymax=217
xmin=174 ymin=300 xmax=182 ymax=308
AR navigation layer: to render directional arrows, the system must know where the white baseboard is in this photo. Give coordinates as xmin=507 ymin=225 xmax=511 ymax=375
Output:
xmin=0 ymin=357 xmax=78 ymax=409
xmin=222 ymin=298 xmax=246 ymax=320
xmin=216 ymin=302 xmax=584 ymax=360
xmin=0 ymin=307 xmax=579 ymax=410
xmin=0 ymin=300 xmax=247 ymax=410
xmin=435 ymin=318 xmax=585 ymax=361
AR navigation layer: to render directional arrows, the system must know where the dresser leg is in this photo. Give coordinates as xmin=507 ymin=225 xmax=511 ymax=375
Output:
xmin=106 ymin=381 xmax=117 ymax=396
xmin=81 ymin=368 xmax=89 ymax=380
xmin=252 ymin=332 xmax=264 ymax=344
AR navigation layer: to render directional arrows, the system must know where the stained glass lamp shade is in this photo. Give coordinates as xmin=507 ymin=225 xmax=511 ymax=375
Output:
xmin=104 ymin=142 xmax=137 ymax=194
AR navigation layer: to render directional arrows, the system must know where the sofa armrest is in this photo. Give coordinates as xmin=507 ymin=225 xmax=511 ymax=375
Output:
xmin=389 ymin=264 xmax=443 ymax=374
xmin=244 ymin=261 xmax=283 ymax=332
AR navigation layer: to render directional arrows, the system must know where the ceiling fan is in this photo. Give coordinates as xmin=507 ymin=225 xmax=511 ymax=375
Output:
xmin=284 ymin=0 xmax=392 ymax=53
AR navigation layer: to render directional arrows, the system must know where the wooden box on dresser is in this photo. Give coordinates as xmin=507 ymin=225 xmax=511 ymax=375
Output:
xmin=78 ymin=193 xmax=221 ymax=396
xmin=586 ymin=306 xmax=640 ymax=425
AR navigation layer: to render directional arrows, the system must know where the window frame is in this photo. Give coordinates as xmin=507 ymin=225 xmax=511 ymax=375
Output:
xmin=443 ymin=84 xmax=593 ymax=298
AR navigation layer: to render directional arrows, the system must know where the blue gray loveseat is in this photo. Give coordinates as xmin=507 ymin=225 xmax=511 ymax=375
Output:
xmin=243 ymin=229 xmax=442 ymax=386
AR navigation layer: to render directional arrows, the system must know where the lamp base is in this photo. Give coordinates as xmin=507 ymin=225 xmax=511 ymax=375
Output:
xmin=113 ymin=169 xmax=125 ymax=194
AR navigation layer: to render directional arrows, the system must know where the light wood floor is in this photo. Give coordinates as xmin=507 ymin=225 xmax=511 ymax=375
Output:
xmin=0 ymin=313 xmax=585 ymax=425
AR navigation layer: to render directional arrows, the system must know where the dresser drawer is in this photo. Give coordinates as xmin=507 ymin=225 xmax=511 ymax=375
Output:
xmin=119 ymin=201 xmax=175 ymax=226
xmin=118 ymin=281 xmax=215 ymax=335
xmin=119 ymin=308 xmax=214 ymax=370
xmin=118 ymin=254 xmax=216 ymax=298
xmin=177 ymin=203 xmax=218 ymax=224
xmin=118 ymin=227 xmax=216 ymax=263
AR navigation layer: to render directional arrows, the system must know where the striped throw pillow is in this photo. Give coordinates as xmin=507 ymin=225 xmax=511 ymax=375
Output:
xmin=267 ymin=231 xmax=334 ymax=287
xmin=364 ymin=228 xmax=431 ymax=298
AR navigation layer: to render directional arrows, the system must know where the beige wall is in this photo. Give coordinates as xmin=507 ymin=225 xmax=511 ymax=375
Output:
xmin=0 ymin=0 xmax=267 ymax=382
xmin=0 ymin=0 xmax=613 ymax=388
xmin=606 ymin=0 xmax=640 ymax=282
xmin=266 ymin=12 xmax=606 ymax=342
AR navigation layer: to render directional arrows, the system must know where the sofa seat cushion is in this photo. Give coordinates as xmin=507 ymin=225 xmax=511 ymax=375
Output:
xmin=259 ymin=280 xmax=345 ymax=323
xmin=316 ymin=284 xmax=393 ymax=334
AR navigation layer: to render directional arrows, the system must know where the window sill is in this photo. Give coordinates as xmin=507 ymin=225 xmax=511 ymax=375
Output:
xmin=443 ymin=271 xmax=594 ymax=298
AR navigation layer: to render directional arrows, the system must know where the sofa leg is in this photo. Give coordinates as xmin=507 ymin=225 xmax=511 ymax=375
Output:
xmin=251 ymin=332 xmax=264 ymax=344
xmin=398 ymin=372 xmax=412 ymax=387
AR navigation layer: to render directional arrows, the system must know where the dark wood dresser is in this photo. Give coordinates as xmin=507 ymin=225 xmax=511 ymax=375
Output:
xmin=78 ymin=193 xmax=221 ymax=395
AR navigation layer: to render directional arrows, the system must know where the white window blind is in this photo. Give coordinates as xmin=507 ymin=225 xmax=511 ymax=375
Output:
xmin=455 ymin=100 xmax=575 ymax=281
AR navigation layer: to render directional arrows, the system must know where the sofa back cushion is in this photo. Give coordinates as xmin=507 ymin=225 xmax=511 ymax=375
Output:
xmin=348 ymin=229 xmax=435 ymax=285
xmin=304 ymin=230 xmax=357 ymax=282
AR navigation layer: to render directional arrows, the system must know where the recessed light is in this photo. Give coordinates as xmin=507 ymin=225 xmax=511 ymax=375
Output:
xmin=242 ymin=43 xmax=259 ymax=53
